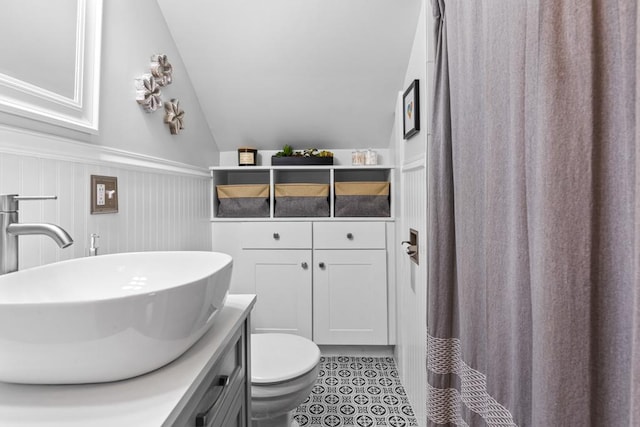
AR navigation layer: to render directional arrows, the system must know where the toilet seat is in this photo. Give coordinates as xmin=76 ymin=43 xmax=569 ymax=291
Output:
xmin=251 ymin=333 xmax=320 ymax=384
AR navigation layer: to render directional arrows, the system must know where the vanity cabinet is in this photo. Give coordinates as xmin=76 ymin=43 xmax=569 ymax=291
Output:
xmin=212 ymin=221 xmax=389 ymax=345
xmin=210 ymin=165 xmax=394 ymax=346
xmin=0 ymin=295 xmax=256 ymax=427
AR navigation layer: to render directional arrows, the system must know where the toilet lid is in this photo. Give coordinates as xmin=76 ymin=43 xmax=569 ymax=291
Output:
xmin=251 ymin=333 xmax=320 ymax=384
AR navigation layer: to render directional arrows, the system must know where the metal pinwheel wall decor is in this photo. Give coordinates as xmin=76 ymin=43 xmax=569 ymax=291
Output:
xmin=164 ymin=99 xmax=184 ymax=135
xmin=135 ymin=54 xmax=185 ymax=134
xmin=135 ymin=74 xmax=162 ymax=112
xmin=150 ymin=54 xmax=173 ymax=87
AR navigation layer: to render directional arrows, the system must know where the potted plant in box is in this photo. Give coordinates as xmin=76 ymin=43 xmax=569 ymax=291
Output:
xmin=271 ymin=145 xmax=334 ymax=166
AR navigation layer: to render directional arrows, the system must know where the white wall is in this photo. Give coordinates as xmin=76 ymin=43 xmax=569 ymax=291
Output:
xmin=0 ymin=136 xmax=211 ymax=269
xmin=400 ymin=1 xmax=430 ymax=163
xmin=0 ymin=0 xmax=217 ymax=269
xmin=91 ymin=0 xmax=219 ymax=167
xmin=392 ymin=0 xmax=433 ymax=425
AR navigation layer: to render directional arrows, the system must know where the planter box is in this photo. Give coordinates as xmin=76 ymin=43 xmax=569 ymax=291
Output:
xmin=271 ymin=156 xmax=334 ymax=166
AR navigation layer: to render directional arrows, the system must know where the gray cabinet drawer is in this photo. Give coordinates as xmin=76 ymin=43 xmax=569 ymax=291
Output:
xmin=172 ymin=328 xmax=246 ymax=427
xmin=216 ymin=385 xmax=247 ymax=427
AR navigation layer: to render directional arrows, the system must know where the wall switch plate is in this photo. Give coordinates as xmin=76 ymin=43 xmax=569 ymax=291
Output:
xmin=91 ymin=175 xmax=118 ymax=214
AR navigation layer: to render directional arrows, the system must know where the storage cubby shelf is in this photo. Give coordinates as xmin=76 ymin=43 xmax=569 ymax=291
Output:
xmin=211 ymin=217 xmax=394 ymax=222
xmin=210 ymin=165 xmax=395 ymax=221
xmin=209 ymin=165 xmax=394 ymax=171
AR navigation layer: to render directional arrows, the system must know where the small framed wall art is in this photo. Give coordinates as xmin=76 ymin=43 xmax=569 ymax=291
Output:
xmin=403 ymin=79 xmax=420 ymax=139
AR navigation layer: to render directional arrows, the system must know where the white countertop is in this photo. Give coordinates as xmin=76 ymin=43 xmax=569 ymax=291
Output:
xmin=0 ymin=294 xmax=256 ymax=427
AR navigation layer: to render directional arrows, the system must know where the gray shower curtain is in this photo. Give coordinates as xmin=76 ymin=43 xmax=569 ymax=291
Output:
xmin=427 ymin=1 xmax=640 ymax=425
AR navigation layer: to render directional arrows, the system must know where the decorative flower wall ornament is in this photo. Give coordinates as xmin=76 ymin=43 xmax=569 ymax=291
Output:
xmin=135 ymin=74 xmax=162 ymax=112
xmin=135 ymin=54 xmax=183 ymax=132
xmin=164 ymin=99 xmax=184 ymax=135
xmin=150 ymin=54 xmax=173 ymax=86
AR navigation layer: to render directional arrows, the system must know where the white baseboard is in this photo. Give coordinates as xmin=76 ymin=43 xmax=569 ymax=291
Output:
xmin=318 ymin=345 xmax=395 ymax=357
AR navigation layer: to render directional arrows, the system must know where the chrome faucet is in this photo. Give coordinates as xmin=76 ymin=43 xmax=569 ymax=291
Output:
xmin=0 ymin=194 xmax=73 ymax=275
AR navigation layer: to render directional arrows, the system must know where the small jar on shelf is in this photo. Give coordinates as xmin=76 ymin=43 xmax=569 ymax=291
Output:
xmin=365 ymin=149 xmax=377 ymax=165
xmin=352 ymin=150 xmax=365 ymax=166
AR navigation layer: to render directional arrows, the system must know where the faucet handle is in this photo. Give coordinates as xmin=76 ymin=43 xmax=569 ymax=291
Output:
xmin=0 ymin=194 xmax=58 ymax=212
xmin=89 ymin=234 xmax=100 ymax=256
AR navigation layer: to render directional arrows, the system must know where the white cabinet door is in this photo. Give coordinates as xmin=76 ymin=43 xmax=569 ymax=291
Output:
xmin=313 ymin=249 xmax=388 ymax=345
xmin=245 ymin=250 xmax=312 ymax=339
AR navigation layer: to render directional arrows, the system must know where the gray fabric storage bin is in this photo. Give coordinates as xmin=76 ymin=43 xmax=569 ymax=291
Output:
xmin=335 ymin=181 xmax=390 ymax=217
xmin=275 ymin=183 xmax=330 ymax=217
xmin=216 ymin=184 xmax=269 ymax=217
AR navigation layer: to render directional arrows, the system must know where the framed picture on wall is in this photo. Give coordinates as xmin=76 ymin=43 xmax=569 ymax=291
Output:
xmin=403 ymin=79 xmax=420 ymax=139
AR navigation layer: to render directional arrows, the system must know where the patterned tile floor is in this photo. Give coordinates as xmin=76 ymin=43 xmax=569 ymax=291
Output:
xmin=293 ymin=355 xmax=418 ymax=427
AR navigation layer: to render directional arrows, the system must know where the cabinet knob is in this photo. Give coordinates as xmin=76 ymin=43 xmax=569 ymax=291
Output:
xmin=319 ymin=262 xmax=326 ymax=269
xmin=346 ymin=232 xmax=354 ymax=240
xmin=273 ymin=232 xmax=280 ymax=240
xmin=301 ymin=262 xmax=308 ymax=269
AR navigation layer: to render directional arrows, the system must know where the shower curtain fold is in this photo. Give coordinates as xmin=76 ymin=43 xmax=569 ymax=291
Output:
xmin=427 ymin=1 xmax=639 ymax=425
xmin=632 ymin=4 xmax=640 ymax=425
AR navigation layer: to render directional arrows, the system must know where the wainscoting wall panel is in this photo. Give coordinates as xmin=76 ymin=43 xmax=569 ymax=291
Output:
xmin=396 ymin=158 xmax=428 ymax=426
xmin=0 ymin=146 xmax=211 ymax=271
xmin=393 ymin=3 xmax=433 ymax=424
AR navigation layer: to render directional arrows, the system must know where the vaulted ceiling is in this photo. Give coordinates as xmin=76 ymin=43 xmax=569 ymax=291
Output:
xmin=157 ymin=0 xmax=422 ymax=152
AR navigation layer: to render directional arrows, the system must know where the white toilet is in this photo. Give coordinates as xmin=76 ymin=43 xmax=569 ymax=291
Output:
xmin=250 ymin=333 xmax=321 ymax=427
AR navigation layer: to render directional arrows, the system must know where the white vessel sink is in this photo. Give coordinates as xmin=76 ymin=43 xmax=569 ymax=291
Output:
xmin=0 ymin=251 xmax=233 ymax=384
